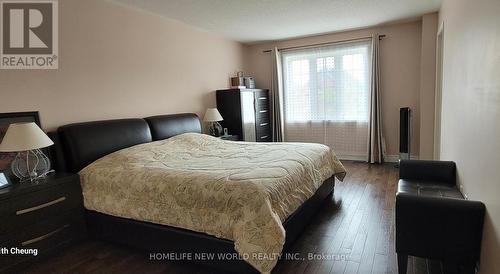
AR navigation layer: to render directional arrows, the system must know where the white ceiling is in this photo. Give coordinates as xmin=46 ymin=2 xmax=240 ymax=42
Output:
xmin=113 ymin=0 xmax=441 ymax=44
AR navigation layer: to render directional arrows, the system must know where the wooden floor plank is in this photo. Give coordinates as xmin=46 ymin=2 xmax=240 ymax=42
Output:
xmin=372 ymin=253 xmax=389 ymax=274
xmin=343 ymin=260 xmax=360 ymax=274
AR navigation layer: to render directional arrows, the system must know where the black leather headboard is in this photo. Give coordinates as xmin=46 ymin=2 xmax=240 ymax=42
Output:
xmin=145 ymin=113 xmax=201 ymax=141
xmin=57 ymin=119 xmax=152 ymax=173
xmin=51 ymin=113 xmax=202 ymax=173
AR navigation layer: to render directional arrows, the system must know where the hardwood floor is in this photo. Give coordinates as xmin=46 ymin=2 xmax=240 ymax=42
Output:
xmin=25 ymin=161 xmax=443 ymax=274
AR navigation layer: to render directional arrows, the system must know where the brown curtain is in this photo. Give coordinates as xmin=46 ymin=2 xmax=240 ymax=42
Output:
xmin=368 ymin=34 xmax=385 ymax=163
xmin=270 ymin=47 xmax=284 ymax=142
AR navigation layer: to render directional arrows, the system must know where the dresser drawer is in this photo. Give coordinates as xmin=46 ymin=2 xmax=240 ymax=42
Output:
xmin=254 ymin=90 xmax=268 ymax=99
xmin=256 ymin=134 xmax=271 ymax=142
xmin=255 ymin=95 xmax=269 ymax=112
xmin=256 ymin=120 xmax=271 ymax=133
xmin=256 ymin=135 xmax=271 ymax=142
xmin=0 ymin=212 xmax=85 ymax=272
xmin=256 ymin=126 xmax=271 ymax=142
xmin=256 ymin=112 xmax=270 ymax=124
xmin=0 ymin=182 xmax=83 ymax=234
xmin=0 ymin=208 xmax=84 ymax=244
xmin=256 ymin=108 xmax=269 ymax=118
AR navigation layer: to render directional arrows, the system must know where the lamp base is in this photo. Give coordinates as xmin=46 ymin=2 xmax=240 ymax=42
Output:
xmin=11 ymin=149 xmax=52 ymax=182
xmin=208 ymin=122 xmax=223 ymax=137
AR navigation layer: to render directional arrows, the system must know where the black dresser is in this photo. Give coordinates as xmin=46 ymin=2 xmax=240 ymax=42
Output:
xmin=0 ymin=173 xmax=86 ymax=272
xmin=216 ymin=88 xmax=271 ymax=142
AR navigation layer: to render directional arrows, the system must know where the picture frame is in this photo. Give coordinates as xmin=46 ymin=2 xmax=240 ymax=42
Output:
xmin=0 ymin=171 xmax=12 ymax=189
xmin=0 ymin=112 xmax=41 ymax=176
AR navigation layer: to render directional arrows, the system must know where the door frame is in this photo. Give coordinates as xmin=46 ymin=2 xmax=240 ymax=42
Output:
xmin=433 ymin=22 xmax=444 ymax=160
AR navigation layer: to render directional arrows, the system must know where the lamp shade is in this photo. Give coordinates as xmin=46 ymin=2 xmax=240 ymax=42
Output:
xmin=0 ymin=122 xmax=54 ymax=152
xmin=203 ymin=108 xmax=223 ymax=122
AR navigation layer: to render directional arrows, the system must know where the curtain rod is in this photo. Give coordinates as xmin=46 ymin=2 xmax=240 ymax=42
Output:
xmin=262 ymin=34 xmax=385 ymax=53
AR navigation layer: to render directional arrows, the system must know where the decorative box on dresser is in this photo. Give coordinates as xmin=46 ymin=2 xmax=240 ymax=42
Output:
xmin=0 ymin=173 xmax=86 ymax=272
xmin=216 ymin=88 xmax=271 ymax=142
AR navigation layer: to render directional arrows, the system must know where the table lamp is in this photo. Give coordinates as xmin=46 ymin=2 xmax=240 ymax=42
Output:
xmin=203 ymin=108 xmax=223 ymax=136
xmin=0 ymin=122 xmax=54 ymax=182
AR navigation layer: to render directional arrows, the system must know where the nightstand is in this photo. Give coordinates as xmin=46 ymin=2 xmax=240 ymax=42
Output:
xmin=0 ymin=173 xmax=86 ymax=272
xmin=218 ymin=135 xmax=240 ymax=141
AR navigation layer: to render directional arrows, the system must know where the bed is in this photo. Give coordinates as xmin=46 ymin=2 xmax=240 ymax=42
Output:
xmin=49 ymin=113 xmax=346 ymax=274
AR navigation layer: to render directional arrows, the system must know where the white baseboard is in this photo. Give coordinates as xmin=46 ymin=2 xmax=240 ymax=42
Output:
xmin=338 ymin=155 xmax=367 ymax=162
xmin=338 ymin=154 xmax=419 ymax=163
xmin=384 ymin=154 xmax=419 ymax=163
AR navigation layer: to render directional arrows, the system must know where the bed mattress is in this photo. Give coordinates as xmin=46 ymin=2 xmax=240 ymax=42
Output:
xmin=79 ymin=133 xmax=346 ymax=273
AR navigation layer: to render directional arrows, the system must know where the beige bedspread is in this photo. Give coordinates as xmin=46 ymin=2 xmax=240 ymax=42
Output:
xmin=79 ymin=133 xmax=346 ymax=273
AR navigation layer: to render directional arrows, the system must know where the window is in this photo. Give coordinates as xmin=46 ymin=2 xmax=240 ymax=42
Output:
xmin=281 ymin=40 xmax=372 ymax=160
xmin=282 ymin=41 xmax=371 ymax=122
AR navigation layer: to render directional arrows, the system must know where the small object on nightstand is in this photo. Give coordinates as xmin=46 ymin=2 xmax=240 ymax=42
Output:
xmin=230 ymin=71 xmax=245 ymax=88
xmin=218 ymin=135 xmax=240 ymax=141
xmin=0 ymin=173 xmax=86 ymax=272
xmin=244 ymin=77 xmax=255 ymax=89
xmin=0 ymin=122 xmax=54 ymax=182
xmin=0 ymin=171 xmax=12 ymax=189
xmin=204 ymin=108 xmax=224 ymax=137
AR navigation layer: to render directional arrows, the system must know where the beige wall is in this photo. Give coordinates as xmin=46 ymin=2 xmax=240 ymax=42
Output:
xmin=419 ymin=14 xmax=438 ymax=160
xmin=244 ymin=21 xmax=425 ymax=159
xmin=0 ymin=0 xmax=245 ymax=131
xmin=438 ymin=0 xmax=500 ymax=272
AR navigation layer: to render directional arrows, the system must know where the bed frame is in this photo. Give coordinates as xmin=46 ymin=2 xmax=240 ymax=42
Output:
xmin=49 ymin=113 xmax=335 ymax=273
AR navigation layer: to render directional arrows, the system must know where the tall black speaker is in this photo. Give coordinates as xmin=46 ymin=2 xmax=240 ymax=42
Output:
xmin=399 ymin=107 xmax=411 ymax=160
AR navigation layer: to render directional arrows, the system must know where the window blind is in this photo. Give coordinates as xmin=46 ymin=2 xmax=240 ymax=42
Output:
xmin=281 ymin=40 xmax=371 ymax=159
